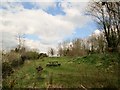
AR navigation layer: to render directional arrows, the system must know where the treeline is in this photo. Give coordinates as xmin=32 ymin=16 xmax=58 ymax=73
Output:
xmin=57 ymin=31 xmax=120 ymax=57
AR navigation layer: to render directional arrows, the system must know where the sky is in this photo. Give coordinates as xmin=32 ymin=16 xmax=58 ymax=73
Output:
xmin=0 ymin=0 xmax=99 ymax=53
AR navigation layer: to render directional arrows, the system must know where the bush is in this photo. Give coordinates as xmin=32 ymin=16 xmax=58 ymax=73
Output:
xmin=38 ymin=53 xmax=48 ymax=59
xmin=36 ymin=66 xmax=43 ymax=79
xmin=3 ymin=52 xmax=20 ymax=63
xmin=23 ymin=51 xmax=39 ymax=60
xmin=11 ymin=58 xmax=24 ymax=68
xmin=2 ymin=62 xmax=14 ymax=79
xmin=74 ymin=53 xmax=119 ymax=68
xmin=36 ymin=66 xmax=43 ymax=73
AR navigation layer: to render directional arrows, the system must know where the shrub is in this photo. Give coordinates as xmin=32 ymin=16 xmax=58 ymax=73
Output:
xmin=38 ymin=53 xmax=48 ymax=59
xmin=36 ymin=66 xmax=43 ymax=78
xmin=74 ymin=53 xmax=119 ymax=68
xmin=5 ymin=52 xmax=20 ymax=62
xmin=11 ymin=58 xmax=24 ymax=68
xmin=24 ymin=51 xmax=39 ymax=60
xmin=21 ymin=54 xmax=27 ymax=61
xmin=2 ymin=62 xmax=14 ymax=79
xmin=36 ymin=66 xmax=43 ymax=73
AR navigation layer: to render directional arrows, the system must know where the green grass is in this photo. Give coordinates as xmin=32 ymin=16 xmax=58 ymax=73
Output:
xmin=2 ymin=54 xmax=120 ymax=89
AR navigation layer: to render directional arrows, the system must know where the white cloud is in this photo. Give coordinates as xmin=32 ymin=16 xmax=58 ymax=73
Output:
xmin=94 ymin=29 xmax=101 ymax=35
xmin=1 ymin=0 xmax=91 ymax=2
xmin=1 ymin=31 xmax=18 ymax=50
xmin=1 ymin=2 xmax=24 ymax=12
xmin=59 ymin=1 xmax=91 ymax=28
xmin=0 ymin=1 xmax=92 ymax=53
xmin=24 ymin=38 xmax=57 ymax=53
xmin=0 ymin=9 xmax=74 ymax=52
xmin=89 ymin=29 xmax=101 ymax=38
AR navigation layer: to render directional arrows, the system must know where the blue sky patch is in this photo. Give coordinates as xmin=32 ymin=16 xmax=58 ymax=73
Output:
xmin=64 ymin=21 xmax=97 ymax=41
xmin=74 ymin=21 xmax=97 ymax=38
xmin=45 ymin=2 xmax=65 ymax=16
xmin=25 ymin=34 xmax=40 ymax=41
xmin=22 ymin=2 xmax=35 ymax=9
xmin=21 ymin=2 xmax=65 ymax=16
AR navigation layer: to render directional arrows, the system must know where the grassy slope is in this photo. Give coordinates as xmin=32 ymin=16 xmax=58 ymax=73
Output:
xmin=3 ymin=53 xmax=120 ymax=88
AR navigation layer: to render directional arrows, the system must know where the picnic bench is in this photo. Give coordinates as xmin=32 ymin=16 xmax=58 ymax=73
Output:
xmin=46 ymin=61 xmax=61 ymax=67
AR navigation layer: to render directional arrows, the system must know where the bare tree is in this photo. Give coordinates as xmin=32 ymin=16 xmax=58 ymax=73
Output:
xmin=88 ymin=32 xmax=106 ymax=53
xmin=97 ymin=32 xmax=106 ymax=53
xmin=48 ymin=48 xmax=55 ymax=57
xmin=15 ymin=33 xmax=25 ymax=52
xmin=57 ymin=43 xmax=63 ymax=56
xmin=87 ymin=1 xmax=120 ymax=52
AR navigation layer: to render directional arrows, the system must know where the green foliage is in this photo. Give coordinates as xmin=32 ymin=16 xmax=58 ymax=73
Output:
xmin=24 ymin=51 xmax=39 ymax=60
xmin=74 ymin=54 xmax=99 ymax=64
xmin=38 ymin=53 xmax=48 ymax=59
xmin=74 ymin=53 xmax=119 ymax=68
xmin=2 ymin=62 xmax=14 ymax=79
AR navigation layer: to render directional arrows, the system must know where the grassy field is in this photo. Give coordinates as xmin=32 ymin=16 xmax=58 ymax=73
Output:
xmin=3 ymin=53 xmax=120 ymax=89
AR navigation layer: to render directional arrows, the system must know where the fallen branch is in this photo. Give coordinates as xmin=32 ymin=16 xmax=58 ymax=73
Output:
xmin=81 ymin=84 xmax=87 ymax=90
